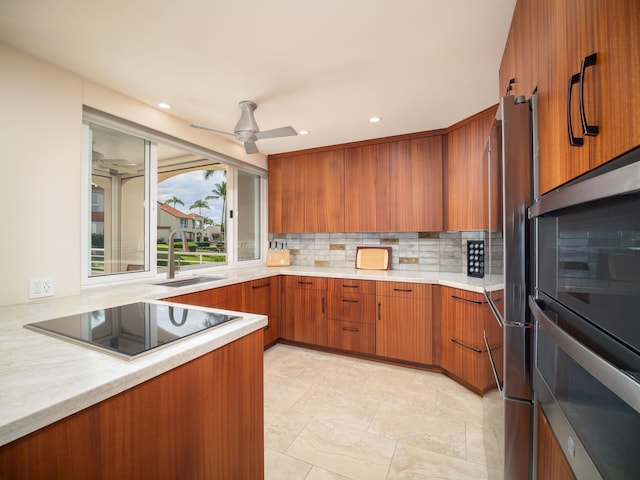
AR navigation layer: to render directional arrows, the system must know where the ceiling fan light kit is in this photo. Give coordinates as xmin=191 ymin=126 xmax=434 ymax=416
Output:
xmin=190 ymin=100 xmax=297 ymax=154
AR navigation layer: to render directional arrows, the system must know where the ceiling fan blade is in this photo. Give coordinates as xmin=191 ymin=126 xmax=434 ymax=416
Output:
xmin=190 ymin=124 xmax=235 ymax=136
xmin=255 ymin=126 xmax=298 ymax=140
xmin=244 ymin=141 xmax=259 ymax=155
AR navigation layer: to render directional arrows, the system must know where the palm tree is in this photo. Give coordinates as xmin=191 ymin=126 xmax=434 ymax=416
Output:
xmin=206 ymin=181 xmax=227 ymax=232
xmin=189 ymin=199 xmax=210 ymax=241
xmin=165 ymin=195 xmax=184 ymax=209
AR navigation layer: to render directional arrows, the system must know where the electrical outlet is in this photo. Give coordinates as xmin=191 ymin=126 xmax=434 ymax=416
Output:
xmin=29 ymin=277 xmax=55 ymax=299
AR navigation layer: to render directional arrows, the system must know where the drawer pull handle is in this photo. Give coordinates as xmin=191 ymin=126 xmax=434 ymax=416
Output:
xmin=252 ymin=283 xmax=271 ymax=289
xmin=451 ymin=294 xmax=484 ymax=305
xmin=322 ymin=297 xmax=326 ymax=314
xmin=342 ymin=327 xmax=360 ymax=333
xmin=298 ymin=281 xmax=313 ymax=285
xmin=377 ymin=302 xmax=382 ymax=320
xmin=342 ymin=299 xmax=360 ymax=303
xmin=393 ymin=288 xmax=413 ymax=293
xmin=451 ymin=337 xmax=502 ymax=354
xmin=342 ymin=284 xmax=359 ymax=288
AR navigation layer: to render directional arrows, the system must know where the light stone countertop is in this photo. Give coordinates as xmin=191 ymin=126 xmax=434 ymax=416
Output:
xmin=0 ymin=264 xmax=502 ymax=447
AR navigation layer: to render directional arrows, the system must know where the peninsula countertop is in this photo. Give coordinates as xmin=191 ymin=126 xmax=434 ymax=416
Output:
xmin=0 ymin=265 xmax=502 ymax=447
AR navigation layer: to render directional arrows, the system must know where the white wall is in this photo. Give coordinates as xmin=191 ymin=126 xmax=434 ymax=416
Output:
xmin=0 ymin=44 xmax=266 ymax=306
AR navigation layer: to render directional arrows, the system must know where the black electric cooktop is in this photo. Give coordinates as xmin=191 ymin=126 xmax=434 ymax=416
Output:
xmin=24 ymin=302 xmax=241 ymax=360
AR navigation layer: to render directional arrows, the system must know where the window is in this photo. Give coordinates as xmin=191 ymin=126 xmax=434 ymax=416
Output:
xmin=82 ymin=109 xmax=266 ymax=284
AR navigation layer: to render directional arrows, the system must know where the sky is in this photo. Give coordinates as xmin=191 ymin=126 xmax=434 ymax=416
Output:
xmin=157 ymin=169 xmax=226 ymax=224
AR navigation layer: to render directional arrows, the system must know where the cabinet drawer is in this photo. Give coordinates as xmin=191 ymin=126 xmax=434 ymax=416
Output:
xmin=327 ymin=291 xmax=375 ymax=324
xmin=376 ymin=281 xmax=431 ymax=299
xmin=328 ymin=277 xmax=376 ymax=294
xmin=328 ymin=320 xmax=375 ymax=354
xmin=442 ymin=335 xmax=501 ymax=390
xmin=283 ymin=275 xmax=328 ymax=290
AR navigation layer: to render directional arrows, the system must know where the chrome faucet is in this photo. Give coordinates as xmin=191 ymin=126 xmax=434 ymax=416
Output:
xmin=167 ymin=229 xmax=188 ymax=279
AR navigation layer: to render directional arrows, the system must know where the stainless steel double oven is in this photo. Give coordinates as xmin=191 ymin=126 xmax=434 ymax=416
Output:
xmin=529 ymin=147 xmax=640 ymax=479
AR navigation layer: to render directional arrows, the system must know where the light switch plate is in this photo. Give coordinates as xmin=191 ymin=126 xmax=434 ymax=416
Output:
xmin=29 ymin=277 xmax=55 ymax=298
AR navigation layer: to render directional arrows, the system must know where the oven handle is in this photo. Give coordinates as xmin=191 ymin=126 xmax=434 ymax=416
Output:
xmin=483 ymin=288 xmax=504 ymax=327
xmin=529 ymin=296 xmax=640 ymax=414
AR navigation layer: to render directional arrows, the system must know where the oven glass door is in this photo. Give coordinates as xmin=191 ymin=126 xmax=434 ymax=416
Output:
xmin=537 ymin=192 xmax=640 ymax=353
xmin=531 ymin=296 xmax=640 ymax=480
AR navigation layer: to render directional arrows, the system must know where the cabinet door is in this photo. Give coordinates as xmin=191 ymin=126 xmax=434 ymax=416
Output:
xmin=444 ymin=110 xmax=495 ymax=231
xmin=389 ymin=136 xmax=443 ymax=232
xmin=537 ymin=0 xmax=640 ymax=194
xmin=537 ymin=407 xmax=576 ymax=480
xmin=376 ymin=282 xmax=433 ymax=364
xmin=344 ymin=143 xmax=390 ymax=232
xmin=328 ymin=320 xmax=375 ymax=354
xmin=268 ymin=155 xmax=305 ymax=233
xmin=287 ymin=288 xmax=327 ymax=346
xmin=243 ymin=277 xmax=280 ymax=346
xmin=584 ymin=0 xmax=640 ymax=168
xmin=303 ymin=150 xmax=345 ymax=232
xmin=440 ymin=287 xmax=502 ymax=393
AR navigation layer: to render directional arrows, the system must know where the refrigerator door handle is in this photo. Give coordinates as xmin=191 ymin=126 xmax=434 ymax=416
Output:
xmin=483 ymin=288 xmax=504 ymax=327
xmin=483 ymin=328 xmax=504 ymax=397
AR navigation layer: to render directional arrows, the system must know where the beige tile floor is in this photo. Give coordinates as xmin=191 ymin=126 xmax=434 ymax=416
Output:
xmin=264 ymin=344 xmax=505 ymax=480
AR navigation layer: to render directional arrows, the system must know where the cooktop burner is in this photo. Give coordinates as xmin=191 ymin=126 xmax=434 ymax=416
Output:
xmin=24 ymin=302 xmax=241 ymax=360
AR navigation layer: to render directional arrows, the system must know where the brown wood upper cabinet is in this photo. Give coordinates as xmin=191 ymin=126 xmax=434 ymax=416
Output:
xmin=344 ymin=143 xmax=390 ymax=232
xmin=389 ymin=135 xmax=443 ymax=232
xmin=268 ymin=150 xmax=345 ymax=233
xmin=503 ymin=0 xmax=640 ymax=194
xmin=444 ymin=107 xmax=496 ymax=231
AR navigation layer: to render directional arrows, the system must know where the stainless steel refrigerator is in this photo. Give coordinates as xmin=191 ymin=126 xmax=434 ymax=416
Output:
xmin=485 ymin=94 xmax=535 ymax=479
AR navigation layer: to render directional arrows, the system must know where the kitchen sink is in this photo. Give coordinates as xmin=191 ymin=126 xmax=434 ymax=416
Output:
xmin=152 ymin=276 xmax=225 ymax=287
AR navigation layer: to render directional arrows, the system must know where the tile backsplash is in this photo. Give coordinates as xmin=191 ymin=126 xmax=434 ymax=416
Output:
xmin=268 ymin=231 xmax=503 ymax=274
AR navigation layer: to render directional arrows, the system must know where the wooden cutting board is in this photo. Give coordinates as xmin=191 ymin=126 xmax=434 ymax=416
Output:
xmin=355 ymin=246 xmax=392 ymax=270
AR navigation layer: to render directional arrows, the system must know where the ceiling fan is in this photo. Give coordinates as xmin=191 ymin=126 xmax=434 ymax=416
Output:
xmin=191 ymin=101 xmax=297 ymax=154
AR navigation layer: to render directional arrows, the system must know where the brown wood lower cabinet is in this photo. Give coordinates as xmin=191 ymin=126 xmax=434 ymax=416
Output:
xmin=0 ymin=330 xmax=265 ymax=480
xmin=282 ymin=276 xmax=328 ymax=346
xmin=326 ymin=278 xmax=376 ymax=354
xmin=537 ymin=406 xmax=576 ymax=480
xmin=243 ymin=277 xmax=281 ymax=347
xmin=439 ymin=286 xmax=503 ymax=393
xmin=376 ymin=282 xmax=433 ymax=364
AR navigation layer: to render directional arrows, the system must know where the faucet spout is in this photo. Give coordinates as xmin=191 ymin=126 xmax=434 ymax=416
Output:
xmin=167 ymin=229 xmax=188 ymax=279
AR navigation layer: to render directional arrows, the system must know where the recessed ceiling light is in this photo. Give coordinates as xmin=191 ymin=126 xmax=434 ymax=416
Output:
xmin=158 ymin=103 xmax=171 ymax=110
xmin=299 ymin=129 xmax=309 ymax=135
xmin=369 ymin=116 xmax=381 ymax=123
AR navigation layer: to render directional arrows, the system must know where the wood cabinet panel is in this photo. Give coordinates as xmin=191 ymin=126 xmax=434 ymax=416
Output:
xmin=243 ymin=277 xmax=280 ymax=346
xmin=537 ymin=406 xmax=576 ymax=480
xmin=440 ymin=287 xmax=503 ymax=393
xmin=164 ymin=283 xmax=243 ymax=311
xmin=268 ymin=155 xmax=305 ymax=233
xmin=344 ymin=143 xmax=390 ymax=232
xmin=376 ymin=281 xmax=431 ymax=299
xmin=444 ymin=108 xmax=496 ymax=231
xmin=389 ymin=136 xmax=443 ymax=232
xmin=304 ymin=150 xmax=345 ymax=232
xmin=0 ymin=331 xmax=265 ymax=480
xmin=328 ymin=277 xmax=376 ymax=295
xmin=328 ymin=319 xmax=375 ymax=354
xmin=376 ymin=282 xmax=433 ymax=364
xmin=327 ymin=291 xmax=375 ymax=324
xmin=283 ymin=276 xmax=327 ymax=345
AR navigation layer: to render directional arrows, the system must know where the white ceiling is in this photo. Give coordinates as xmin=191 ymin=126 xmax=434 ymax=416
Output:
xmin=0 ymin=0 xmax=515 ymax=156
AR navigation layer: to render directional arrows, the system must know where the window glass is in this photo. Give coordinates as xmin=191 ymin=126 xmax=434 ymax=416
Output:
xmin=237 ymin=170 xmax=262 ymax=261
xmin=157 ymin=164 xmax=228 ymax=271
xmin=89 ymin=124 xmax=149 ymax=276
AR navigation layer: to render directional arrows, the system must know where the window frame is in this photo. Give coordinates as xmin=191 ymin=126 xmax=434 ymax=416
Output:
xmin=81 ymin=108 xmax=267 ymax=286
